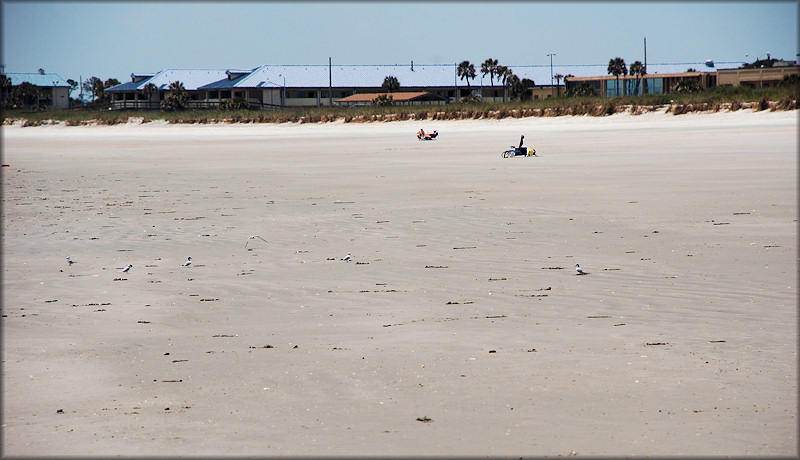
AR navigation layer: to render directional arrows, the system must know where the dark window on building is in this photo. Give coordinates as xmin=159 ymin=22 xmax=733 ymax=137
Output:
xmin=221 ymin=91 xmax=231 ymax=99
xmin=209 ymin=91 xmax=219 ymax=99
xmin=645 ymin=78 xmax=662 ymax=94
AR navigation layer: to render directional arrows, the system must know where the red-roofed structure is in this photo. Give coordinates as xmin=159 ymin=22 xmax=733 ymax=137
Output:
xmin=335 ymin=91 xmax=444 ymax=106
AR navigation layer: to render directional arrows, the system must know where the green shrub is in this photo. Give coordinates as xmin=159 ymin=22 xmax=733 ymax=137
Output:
xmin=671 ymin=80 xmax=703 ymax=94
xmin=161 ymin=93 xmax=188 ymax=111
xmin=219 ymin=98 xmax=249 ymax=110
xmin=371 ymin=94 xmax=393 ymax=106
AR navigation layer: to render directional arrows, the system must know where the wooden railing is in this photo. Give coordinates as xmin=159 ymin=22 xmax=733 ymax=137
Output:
xmin=108 ymin=100 xmax=284 ymax=110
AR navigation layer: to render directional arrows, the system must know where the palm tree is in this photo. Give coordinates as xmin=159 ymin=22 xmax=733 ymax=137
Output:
xmin=82 ymin=76 xmax=105 ymax=103
xmin=563 ymin=74 xmax=575 ymax=95
xmin=168 ymin=81 xmax=185 ymax=93
xmin=65 ymin=78 xmax=77 ymax=97
xmin=607 ymin=57 xmax=627 ymax=97
xmin=629 ymin=61 xmax=645 ymax=95
xmin=554 ymin=73 xmax=564 ymax=97
xmin=13 ymin=81 xmax=40 ymax=108
xmin=101 ymin=78 xmax=121 ymax=102
xmin=142 ymin=83 xmax=157 ymax=98
xmin=0 ymin=74 xmax=12 ymax=100
xmin=496 ymin=65 xmax=512 ymax=102
xmin=510 ymin=76 xmax=535 ymax=101
xmin=104 ymin=78 xmax=121 ymax=90
xmin=162 ymin=81 xmax=188 ymax=110
xmin=382 ymin=75 xmax=400 ymax=92
xmin=480 ymin=58 xmax=498 ymax=86
xmin=142 ymin=83 xmax=158 ymax=108
xmin=82 ymin=79 xmax=93 ymax=102
xmin=457 ymin=60 xmax=476 ymax=89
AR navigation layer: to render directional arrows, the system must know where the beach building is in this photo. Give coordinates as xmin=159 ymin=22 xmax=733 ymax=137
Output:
xmin=2 ymin=70 xmax=71 ymax=109
xmin=716 ymin=64 xmax=800 ymax=88
xmin=103 ymin=62 xmax=686 ymax=110
xmin=564 ymin=70 xmax=717 ymax=97
xmin=103 ymin=60 xmax=791 ymax=110
xmin=564 ymin=61 xmax=799 ymax=97
xmin=102 ymin=69 xmax=229 ymax=110
xmin=106 ymin=64 xmax=521 ymax=109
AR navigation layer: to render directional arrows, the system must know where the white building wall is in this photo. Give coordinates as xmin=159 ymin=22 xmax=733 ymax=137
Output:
xmin=262 ymin=89 xmax=282 ymax=106
xmin=53 ymin=87 xmax=70 ymax=109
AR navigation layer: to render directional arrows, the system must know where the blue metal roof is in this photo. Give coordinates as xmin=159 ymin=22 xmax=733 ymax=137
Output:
xmin=199 ymin=72 xmax=251 ymax=90
xmin=147 ymin=69 xmax=229 ymax=91
xmin=5 ymin=72 xmax=70 ymax=87
xmin=106 ymin=80 xmax=142 ymax=92
xmin=106 ymin=68 xmax=230 ymax=92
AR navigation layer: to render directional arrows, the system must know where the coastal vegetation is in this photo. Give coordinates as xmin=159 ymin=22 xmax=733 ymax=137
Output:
xmin=2 ymin=78 xmax=797 ymax=127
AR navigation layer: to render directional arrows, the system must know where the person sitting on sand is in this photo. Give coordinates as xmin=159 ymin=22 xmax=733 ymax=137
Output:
xmin=515 ymin=134 xmax=532 ymax=155
xmin=418 ymin=129 xmax=438 ymax=140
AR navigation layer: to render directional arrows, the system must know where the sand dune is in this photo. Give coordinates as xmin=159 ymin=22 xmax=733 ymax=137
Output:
xmin=2 ymin=109 xmax=796 ymax=456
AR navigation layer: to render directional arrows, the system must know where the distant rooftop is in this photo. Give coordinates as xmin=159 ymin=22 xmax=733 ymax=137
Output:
xmin=4 ymin=72 xmax=70 ymax=87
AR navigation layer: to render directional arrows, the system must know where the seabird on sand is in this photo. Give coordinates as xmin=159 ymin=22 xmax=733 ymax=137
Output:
xmin=342 ymin=252 xmax=352 ymax=262
xmin=121 ymin=264 xmax=133 ymax=273
xmin=67 ymin=256 xmax=75 ymax=265
xmin=182 ymin=257 xmax=192 ymax=267
xmin=575 ymin=264 xmax=589 ymax=275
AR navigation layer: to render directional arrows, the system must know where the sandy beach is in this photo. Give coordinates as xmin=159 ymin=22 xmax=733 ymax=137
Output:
xmin=2 ymin=109 xmax=797 ymax=457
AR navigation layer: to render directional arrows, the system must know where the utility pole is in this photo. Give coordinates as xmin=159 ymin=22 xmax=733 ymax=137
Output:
xmin=547 ymin=53 xmax=556 ymax=98
xmin=328 ymin=57 xmax=332 ymax=107
xmin=643 ymin=37 xmax=648 ymax=95
xmin=454 ymin=62 xmax=458 ymax=103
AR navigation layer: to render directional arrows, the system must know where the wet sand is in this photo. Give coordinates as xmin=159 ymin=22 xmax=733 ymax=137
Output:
xmin=2 ymin=109 xmax=797 ymax=457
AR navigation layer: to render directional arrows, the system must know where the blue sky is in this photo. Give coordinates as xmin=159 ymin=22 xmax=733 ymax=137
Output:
xmin=2 ymin=1 xmax=797 ymax=83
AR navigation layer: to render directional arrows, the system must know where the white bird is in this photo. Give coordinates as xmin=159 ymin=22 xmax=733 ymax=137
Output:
xmin=121 ymin=264 xmax=133 ymax=273
xmin=341 ymin=252 xmax=352 ymax=262
xmin=182 ymin=257 xmax=192 ymax=267
xmin=575 ymin=263 xmax=588 ymax=275
xmin=245 ymin=235 xmax=268 ymax=248
xmin=66 ymin=256 xmax=75 ymax=265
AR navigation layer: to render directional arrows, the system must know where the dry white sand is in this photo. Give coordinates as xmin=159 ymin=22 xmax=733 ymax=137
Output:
xmin=2 ymin=109 xmax=797 ymax=457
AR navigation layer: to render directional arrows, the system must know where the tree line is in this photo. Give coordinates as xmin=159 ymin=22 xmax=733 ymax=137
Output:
xmin=0 ymin=74 xmax=122 ymax=109
xmin=0 ymin=73 xmax=197 ymax=111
